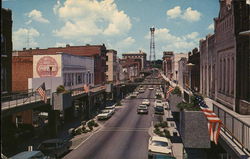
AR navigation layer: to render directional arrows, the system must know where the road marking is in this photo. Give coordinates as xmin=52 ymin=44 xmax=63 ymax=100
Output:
xmin=73 ymin=126 xmax=103 ymax=150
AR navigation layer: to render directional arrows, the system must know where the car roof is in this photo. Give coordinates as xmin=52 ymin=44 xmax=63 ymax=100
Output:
xmin=10 ymin=151 xmax=43 ymax=159
xmin=42 ymin=138 xmax=62 ymax=143
xmin=151 ymin=136 xmax=170 ymax=143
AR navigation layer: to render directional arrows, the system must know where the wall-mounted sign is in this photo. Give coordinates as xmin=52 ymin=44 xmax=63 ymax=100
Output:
xmin=36 ymin=56 xmax=59 ymax=77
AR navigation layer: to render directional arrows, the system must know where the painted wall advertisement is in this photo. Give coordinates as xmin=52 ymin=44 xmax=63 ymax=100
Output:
xmin=33 ymin=55 xmax=62 ymax=78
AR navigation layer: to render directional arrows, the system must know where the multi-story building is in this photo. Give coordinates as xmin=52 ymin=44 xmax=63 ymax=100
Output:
xmin=1 ymin=8 xmax=12 ymax=94
xmin=30 ymin=53 xmax=94 ymax=92
xmin=119 ymin=59 xmax=140 ymax=81
xmin=162 ymin=51 xmax=174 ymax=80
xmin=204 ymin=0 xmax=250 ymax=114
xmin=177 ymin=57 xmax=188 ymax=89
xmin=188 ymin=48 xmax=200 ymax=92
xmin=14 ymin=44 xmax=107 ymax=86
xmin=106 ymin=50 xmax=118 ymax=83
xmin=233 ymin=0 xmax=250 ymax=114
xmin=122 ymin=50 xmax=146 ymax=70
xmin=200 ymin=34 xmax=216 ymax=98
xmin=173 ymin=53 xmax=188 ymax=82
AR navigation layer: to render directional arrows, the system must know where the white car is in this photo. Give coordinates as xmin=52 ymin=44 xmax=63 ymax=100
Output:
xmin=148 ymin=136 xmax=173 ymax=158
xmin=142 ymin=99 xmax=150 ymax=106
xmin=139 ymin=88 xmax=145 ymax=93
xmin=148 ymin=87 xmax=154 ymax=90
xmin=155 ymin=100 xmax=163 ymax=107
xmin=97 ymin=109 xmax=112 ymax=120
xmin=105 ymin=106 xmax=115 ymax=115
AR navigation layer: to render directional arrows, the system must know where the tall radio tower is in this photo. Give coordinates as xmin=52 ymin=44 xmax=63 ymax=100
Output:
xmin=150 ymin=27 xmax=155 ymax=67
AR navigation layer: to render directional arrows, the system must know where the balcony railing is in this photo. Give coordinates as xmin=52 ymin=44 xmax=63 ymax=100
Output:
xmin=213 ymin=104 xmax=250 ymax=155
xmin=1 ymin=89 xmax=51 ymax=110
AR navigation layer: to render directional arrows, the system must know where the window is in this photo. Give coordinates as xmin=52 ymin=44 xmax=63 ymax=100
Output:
xmin=63 ymin=73 xmax=67 ymax=86
xmin=83 ymin=73 xmax=85 ymax=84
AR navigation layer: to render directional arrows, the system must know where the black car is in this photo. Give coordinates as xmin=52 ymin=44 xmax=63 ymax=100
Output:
xmin=38 ymin=138 xmax=72 ymax=158
xmin=154 ymin=106 xmax=164 ymax=115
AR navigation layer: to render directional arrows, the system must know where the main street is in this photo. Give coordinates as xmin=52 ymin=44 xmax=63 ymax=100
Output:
xmin=63 ymin=86 xmax=160 ymax=159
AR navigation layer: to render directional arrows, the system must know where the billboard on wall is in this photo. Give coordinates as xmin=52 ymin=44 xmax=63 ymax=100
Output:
xmin=33 ymin=55 xmax=62 ymax=78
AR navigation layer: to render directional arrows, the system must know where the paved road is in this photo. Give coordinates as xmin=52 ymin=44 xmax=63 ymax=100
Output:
xmin=63 ymin=86 xmax=160 ymax=159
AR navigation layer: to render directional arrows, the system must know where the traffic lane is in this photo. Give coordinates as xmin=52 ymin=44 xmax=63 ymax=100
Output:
xmin=63 ymin=91 xmax=152 ymax=159
xmin=63 ymin=130 xmax=150 ymax=159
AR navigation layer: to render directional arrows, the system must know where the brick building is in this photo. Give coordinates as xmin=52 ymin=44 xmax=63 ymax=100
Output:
xmin=122 ymin=50 xmax=146 ymax=71
xmin=188 ymin=48 xmax=200 ymax=92
xmin=200 ymin=0 xmax=250 ymax=114
xmin=162 ymin=51 xmax=174 ymax=80
xmin=14 ymin=44 xmax=107 ymax=86
xmin=106 ymin=50 xmax=118 ymax=83
xmin=1 ymin=8 xmax=12 ymax=93
xmin=12 ymin=56 xmax=33 ymax=91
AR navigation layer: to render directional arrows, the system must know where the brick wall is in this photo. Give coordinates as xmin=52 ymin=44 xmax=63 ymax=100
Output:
xmin=12 ymin=56 xmax=33 ymax=91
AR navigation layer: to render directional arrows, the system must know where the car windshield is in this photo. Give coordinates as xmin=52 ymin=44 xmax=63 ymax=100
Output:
xmin=151 ymin=141 xmax=168 ymax=147
xmin=101 ymin=110 xmax=110 ymax=113
xmin=155 ymin=106 xmax=164 ymax=111
xmin=156 ymin=101 xmax=162 ymax=103
xmin=139 ymin=105 xmax=147 ymax=109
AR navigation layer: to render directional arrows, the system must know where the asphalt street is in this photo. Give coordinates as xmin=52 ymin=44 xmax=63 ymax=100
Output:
xmin=63 ymin=86 xmax=160 ymax=159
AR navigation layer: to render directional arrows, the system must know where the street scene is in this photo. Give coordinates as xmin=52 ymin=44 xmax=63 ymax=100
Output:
xmin=1 ymin=0 xmax=250 ymax=159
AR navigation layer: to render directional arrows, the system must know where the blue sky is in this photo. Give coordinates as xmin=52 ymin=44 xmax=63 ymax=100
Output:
xmin=3 ymin=0 xmax=219 ymax=59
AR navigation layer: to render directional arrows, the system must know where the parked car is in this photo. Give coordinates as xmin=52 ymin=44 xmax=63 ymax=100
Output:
xmin=148 ymin=87 xmax=154 ymax=90
xmin=137 ymin=105 xmax=149 ymax=114
xmin=154 ymin=100 xmax=163 ymax=107
xmin=38 ymin=138 xmax=71 ymax=158
xmin=148 ymin=136 xmax=173 ymax=159
xmin=104 ymin=107 xmax=115 ymax=115
xmin=139 ymin=88 xmax=145 ymax=93
xmin=154 ymin=105 xmax=164 ymax=115
xmin=142 ymin=99 xmax=150 ymax=106
xmin=97 ymin=109 xmax=112 ymax=120
xmin=10 ymin=151 xmax=50 ymax=159
xmin=130 ymin=93 xmax=138 ymax=98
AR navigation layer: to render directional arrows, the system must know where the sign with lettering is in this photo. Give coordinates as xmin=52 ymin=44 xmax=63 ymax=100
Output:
xmin=35 ymin=56 xmax=59 ymax=77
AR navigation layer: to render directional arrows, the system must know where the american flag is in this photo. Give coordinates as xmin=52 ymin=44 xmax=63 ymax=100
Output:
xmin=36 ymin=83 xmax=47 ymax=103
xmin=196 ymin=96 xmax=222 ymax=144
xmin=166 ymin=86 xmax=174 ymax=99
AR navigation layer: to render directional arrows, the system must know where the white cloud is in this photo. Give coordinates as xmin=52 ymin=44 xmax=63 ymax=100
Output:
xmin=208 ymin=23 xmax=214 ymax=30
xmin=26 ymin=9 xmax=50 ymax=23
xmin=53 ymin=0 xmax=61 ymax=14
xmin=13 ymin=28 xmax=40 ymax=50
xmin=166 ymin=6 xmax=201 ymax=22
xmin=185 ymin=32 xmax=199 ymax=39
xmin=182 ymin=7 xmax=201 ymax=22
xmin=53 ymin=0 xmax=131 ymax=39
xmin=114 ymin=36 xmax=135 ymax=49
xmin=145 ymin=28 xmax=200 ymax=53
xmin=166 ymin=6 xmax=181 ymax=19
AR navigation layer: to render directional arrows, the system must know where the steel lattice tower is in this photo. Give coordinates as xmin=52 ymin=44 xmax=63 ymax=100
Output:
xmin=150 ymin=27 xmax=155 ymax=66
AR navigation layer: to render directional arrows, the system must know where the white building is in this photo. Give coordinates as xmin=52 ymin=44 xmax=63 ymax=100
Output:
xmin=29 ymin=52 xmax=94 ymax=92
xmin=173 ymin=53 xmax=188 ymax=81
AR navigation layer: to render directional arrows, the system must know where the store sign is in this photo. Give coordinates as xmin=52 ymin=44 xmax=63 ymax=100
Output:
xmin=36 ymin=56 xmax=59 ymax=77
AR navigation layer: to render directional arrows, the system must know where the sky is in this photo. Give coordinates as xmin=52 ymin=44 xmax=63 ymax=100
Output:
xmin=3 ymin=0 xmax=219 ymax=59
